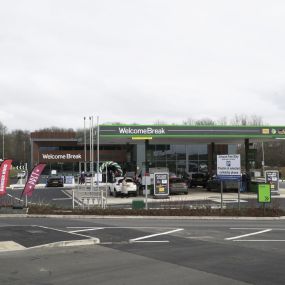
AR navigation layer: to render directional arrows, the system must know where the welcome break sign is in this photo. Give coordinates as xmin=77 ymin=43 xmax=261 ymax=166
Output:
xmin=217 ymin=154 xmax=241 ymax=181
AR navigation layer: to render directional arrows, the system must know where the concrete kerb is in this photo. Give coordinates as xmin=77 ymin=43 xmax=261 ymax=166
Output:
xmin=0 ymin=214 xmax=285 ymax=220
xmin=0 ymin=238 xmax=100 ymax=253
xmin=28 ymin=238 xmax=100 ymax=250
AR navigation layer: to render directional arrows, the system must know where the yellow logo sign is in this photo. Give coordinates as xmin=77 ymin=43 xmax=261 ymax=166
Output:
xmin=132 ymin=137 xmax=153 ymax=140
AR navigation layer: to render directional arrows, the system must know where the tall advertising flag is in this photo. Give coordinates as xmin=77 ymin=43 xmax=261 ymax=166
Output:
xmin=22 ymin=163 xmax=46 ymax=197
xmin=0 ymin=159 xmax=13 ymax=196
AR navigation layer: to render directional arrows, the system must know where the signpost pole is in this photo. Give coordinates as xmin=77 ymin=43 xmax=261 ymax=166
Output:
xmin=220 ymin=180 xmax=223 ymax=213
xmin=263 ymin=202 xmax=265 ymax=216
xmin=96 ymin=116 xmax=101 ymax=208
xmin=145 ymin=177 xmax=148 ymax=210
xmin=105 ymin=165 xmax=108 ymax=208
xmin=72 ymin=188 xmax=74 ymax=209
xmin=89 ymin=116 xmax=93 ymax=192
xmin=84 ymin=117 xmax=87 ymax=173
xmin=238 ymin=180 xmax=241 ymax=211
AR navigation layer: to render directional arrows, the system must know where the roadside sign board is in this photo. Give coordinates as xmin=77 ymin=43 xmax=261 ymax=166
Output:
xmin=265 ymin=170 xmax=279 ymax=194
xmin=65 ymin=176 xmax=74 ymax=184
xmin=258 ymin=184 xmax=271 ymax=203
xmin=217 ymin=154 xmax=241 ymax=181
xmin=153 ymin=173 xmax=169 ymax=197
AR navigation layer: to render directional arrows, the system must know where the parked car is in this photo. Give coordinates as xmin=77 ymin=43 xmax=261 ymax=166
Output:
xmin=206 ymin=175 xmax=239 ymax=192
xmin=109 ymin=177 xmax=124 ymax=197
xmin=121 ymin=177 xmax=137 ymax=197
xmin=188 ymin=172 xmax=208 ymax=188
xmin=46 ymin=176 xmax=64 ymax=187
xmin=169 ymin=178 xmax=188 ymax=195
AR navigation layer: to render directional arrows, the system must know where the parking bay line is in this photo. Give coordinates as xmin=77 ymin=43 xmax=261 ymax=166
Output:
xmin=52 ymin=198 xmax=72 ymax=201
xmin=69 ymin=228 xmax=105 ymax=233
xmin=225 ymin=229 xmax=272 ymax=241
xmin=231 ymin=228 xmax=285 ymax=230
xmin=34 ymin=225 xmax=96 ymax=239
xmin=66 ymin=226 xmax=179 ymax=233
xmin=233 ymin=240 xmax=285 ymax=242
xmin=130 ymin=228 xmax=184 ymax=243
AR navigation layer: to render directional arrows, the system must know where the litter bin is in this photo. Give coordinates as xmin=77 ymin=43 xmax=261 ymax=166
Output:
xmin=132 ymin=200 xmax=145 ymax=210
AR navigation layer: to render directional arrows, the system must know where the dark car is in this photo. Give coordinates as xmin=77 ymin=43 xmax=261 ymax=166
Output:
xmin=188 ymin=173 xmax=208 ymax=188
xmin=46 ymin=177 xmax=64 ymax=187
xmin=206 ymin=175 xmax=239 ymax=192
xmin=169 ymin=178 xmax=188 ymax=195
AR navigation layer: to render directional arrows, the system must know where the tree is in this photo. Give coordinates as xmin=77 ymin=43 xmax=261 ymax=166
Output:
xmin=153 ymin=120 xmax=167 ymax=125
xmin=195 ymin=118 xmax=216 ymax=126
xmin=5 ymin=130 xmax=31 ymax=166
xmin=0 ymin=121 xmax=7 ymax=160
xmin=230 ymin=114 xmax=263 ymax=126
xmin=35 ymin=127 xmax=74 ymax=132
xmin=218 ymin=117 xmax=228 ymax=125
xmin=182 ymin=118 xmax=195 ymax=125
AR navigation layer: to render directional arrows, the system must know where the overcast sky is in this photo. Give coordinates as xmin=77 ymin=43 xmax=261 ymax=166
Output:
xmin=1 ymin=0 xmax=285 ymax=131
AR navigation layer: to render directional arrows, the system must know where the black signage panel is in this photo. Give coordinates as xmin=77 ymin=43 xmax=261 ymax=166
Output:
xmin=154 ymin=173 xmax=169 ymax=196
xmin=265 ymin=170 xmax=279 ymax=193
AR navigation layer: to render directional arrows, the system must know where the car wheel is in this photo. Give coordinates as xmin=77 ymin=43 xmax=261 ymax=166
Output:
xmin=114 ymin=190 xmax=118 ymax=197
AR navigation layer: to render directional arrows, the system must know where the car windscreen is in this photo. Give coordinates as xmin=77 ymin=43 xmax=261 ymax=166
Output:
xmin=170 ymin=178 xmax=184 ymax=183
xmin=192 ymin=173 xmax=205 ymax=179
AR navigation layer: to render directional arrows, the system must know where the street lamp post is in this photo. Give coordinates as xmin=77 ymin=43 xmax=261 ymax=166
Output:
xmin=262 ymin=141 xmax=265 ymax=176
xmin=84 ymin=117 xmax=87 ymax=173
xmin=89 ymin=116 xmax=94 ymax=191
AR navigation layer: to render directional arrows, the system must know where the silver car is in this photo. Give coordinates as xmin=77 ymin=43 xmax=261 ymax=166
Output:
xmin=169 ymin=178 xmax=188 ymax=195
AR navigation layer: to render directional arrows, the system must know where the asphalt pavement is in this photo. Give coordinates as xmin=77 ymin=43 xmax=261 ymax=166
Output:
xmin=0 ymin=217 xmax=285 ymax=284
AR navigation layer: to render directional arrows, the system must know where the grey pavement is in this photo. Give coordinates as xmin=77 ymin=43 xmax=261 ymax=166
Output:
xmin=0 ymin=217 xmax=285 ymax=284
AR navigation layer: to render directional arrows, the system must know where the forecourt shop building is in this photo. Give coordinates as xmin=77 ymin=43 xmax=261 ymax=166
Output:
xmin=30 ymin=124 xmax=285 ymax=176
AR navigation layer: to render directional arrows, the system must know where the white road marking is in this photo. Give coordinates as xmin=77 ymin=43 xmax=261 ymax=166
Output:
xmin=132 ymin=240 xmax=169 ymax=243
xmin=186 ymin=236 xmax=214 ymax=239
xmin=69 ymin=228 xmax=104 ymax=233
xmin=66 ymin=227 xmax=173 ymax=229
xmin=231 ymin=228 xmax=285 ymax=231
xmin=52 ymin=198 xmax=72 ymax=201
xmin=6 ymin=193 xmax=22 ymax=202
xmin=210 ymin=198 xmax=248 ymax=203
xmin=234 ymin=240 xmax=285 ymax=242
xmin=61 ymin=190 xmax=83 ymax=206
xmin=34 ymin=225 xmax=96 ymax=239
xmin=130 ymin=228 xmax=184 ymax=243
xmin=225 ymin=229 xmax=272 ymax=240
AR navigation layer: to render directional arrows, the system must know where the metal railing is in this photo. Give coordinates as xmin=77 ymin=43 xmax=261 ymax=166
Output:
xmin=72 ymin=183 xmax=108 ymax=209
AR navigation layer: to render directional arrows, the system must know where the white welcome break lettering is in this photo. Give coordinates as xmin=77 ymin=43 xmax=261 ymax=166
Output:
xmin=42 ymin=154 xmax=82 ymax=160
xmin=118 ymin=127 xmax=165 ymax=135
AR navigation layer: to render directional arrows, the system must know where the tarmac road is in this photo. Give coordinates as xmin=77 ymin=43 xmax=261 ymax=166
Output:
xmin=0 ymin=217 xmax=285 ymax=284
